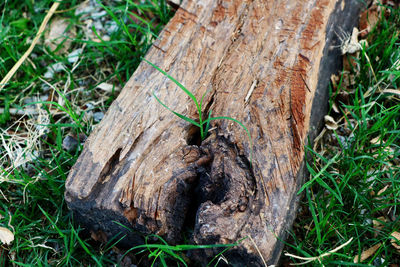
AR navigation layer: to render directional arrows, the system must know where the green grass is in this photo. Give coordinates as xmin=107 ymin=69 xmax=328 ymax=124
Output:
xmin=117 ymin=232 xmax=246 ymax=267
xmin=284 ymin=3 xmax=400 ymax=266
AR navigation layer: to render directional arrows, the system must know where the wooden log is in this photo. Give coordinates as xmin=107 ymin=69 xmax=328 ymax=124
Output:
xmin=65 ymin=0 xmax=364 ymax=265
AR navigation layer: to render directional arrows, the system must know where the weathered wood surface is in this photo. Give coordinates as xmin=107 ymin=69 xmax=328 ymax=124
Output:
xmin=65 ymin=0 xmax=364 ymax=265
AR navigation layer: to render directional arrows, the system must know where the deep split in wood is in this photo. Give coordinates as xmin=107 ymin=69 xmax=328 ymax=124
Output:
xmin=65 ymin=0 xmax=365 ymax=265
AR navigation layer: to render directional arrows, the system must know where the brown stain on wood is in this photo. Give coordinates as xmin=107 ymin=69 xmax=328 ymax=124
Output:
xmin=288 ymin=0 xmax=332 ymax=164
xmin=290 ymin=54 xmax=308 ymax=152
xmin=211 ymin=1 xmax=225 ymax=24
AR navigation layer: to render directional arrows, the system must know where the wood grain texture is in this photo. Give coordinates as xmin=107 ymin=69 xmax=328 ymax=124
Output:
xmin=65 ymin=0 xmax=364 ymax=265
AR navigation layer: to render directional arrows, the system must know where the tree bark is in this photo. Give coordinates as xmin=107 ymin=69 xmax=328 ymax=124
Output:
xmin=65 ymin=0 xmax=364 ymax=265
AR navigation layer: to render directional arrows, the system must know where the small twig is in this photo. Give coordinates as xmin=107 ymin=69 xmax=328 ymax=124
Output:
xmin=313 ymin=128 xmax=326 ymax=151
xmin=284 ymin=237 xmax=353 ymax=265
xmin=0 ymin=2 xmax=60 ymax=91
xmin=360 ymin=46 xmax=378 ymax=84
xmin=0 ymin=108 xmax=40 ymax=116
xmin=0 ymin=189 xmax=8 ymax=202
xmin=245 ymin=79 xmax=258 ymax=104
xmin=249 ymin=236 xmax=268 ymax=267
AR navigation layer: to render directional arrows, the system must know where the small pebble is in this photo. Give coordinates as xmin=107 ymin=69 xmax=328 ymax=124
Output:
xmin=43 ymin=62 xmax=65 ymax=79
xmin=67 ymin=48 xmax=83 ymax=64
xmin=91 ymin=10 xmax=107 ymax=20
xmin=105 ymin=20 xmax=118 ymax=35
xmin=93 ymin=111 xmax=104 ymax=122
xmin=62 ymin=135 xmax=79 ymax=152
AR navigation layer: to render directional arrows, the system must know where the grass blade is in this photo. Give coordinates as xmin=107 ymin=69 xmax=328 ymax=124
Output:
xmin=144 ymin=59 xmax=201 ymax=114
xmin=306 ymin=188 xmax=322 ymax=244
xmin=298 ymin=154 xmax=339 ymax=195
xmin=152 ymin=92 xmax=200 ymax=127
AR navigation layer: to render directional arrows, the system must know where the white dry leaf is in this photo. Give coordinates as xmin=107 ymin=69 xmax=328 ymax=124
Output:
xmin=324 ymin=115 xmax=338 ymax=130
xmin=93 ymin=20 xmax=103 ymax=32
xmin=0 ymin=227 xmax=14 ymax=245
xmin=101 ymin=35 xmax=111 ymax=42
xmin=45 ymin=17 xmax=76 ymax=54
xmin=353 ymin=243 xmax=381 ymax=263
xmin=341 ymin=27 xmax=361 ymax=55
xmin=96 ymin=82 xmax=119 ymax=93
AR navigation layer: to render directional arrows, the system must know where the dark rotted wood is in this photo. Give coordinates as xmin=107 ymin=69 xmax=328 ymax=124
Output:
xmin=65 ymin=0 xmax=364 ymax=265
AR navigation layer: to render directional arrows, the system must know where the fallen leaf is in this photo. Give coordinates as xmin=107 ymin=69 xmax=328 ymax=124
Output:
xmin=341 ymin=27 xmax=360 ymax=55
xmin=330 ymin=74 xmax=340 ymax=89
xmin=359 ymin=4 xmax=380 ymax=38
xmin=45 ymin=17 xmax=76 ymax=54
xmin=332 ymin=102 xmax=339 ymax=113
xmin=370 ymin=135 xmax=382 ymax=144
xmin=0 ymin=227 xmax=14 ymax=245
xmin=324 ymin=115 xmax=338 ymax=130
xmin=378 ymin=185 xmax=389 ymax=196
xmin=373 ymin=216 xmax=386 ymax=233
xmin=96 ymin=82 xmax=120 ymax=92
xmin=353 ymin=243 xmax=381 ymax=263
xmin=390 ymin=231 xmax=400 ymax=251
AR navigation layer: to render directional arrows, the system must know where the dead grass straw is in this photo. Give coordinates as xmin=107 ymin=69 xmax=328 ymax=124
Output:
xmin=0 ymin=2 xmax=60 ymax=91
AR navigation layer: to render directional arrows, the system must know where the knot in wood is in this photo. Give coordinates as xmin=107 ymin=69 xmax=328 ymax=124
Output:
xmin=182 ymin=145 xmax=201 ymax=163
